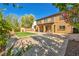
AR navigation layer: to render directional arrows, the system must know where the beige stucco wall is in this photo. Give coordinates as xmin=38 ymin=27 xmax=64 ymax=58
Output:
xmin=52 ymin=15 xmax=73 ymax=34
xmin=35 ymin=15 xmax=73 ymax=34
xmin=20 ymin=28 xmax=26 ymax=32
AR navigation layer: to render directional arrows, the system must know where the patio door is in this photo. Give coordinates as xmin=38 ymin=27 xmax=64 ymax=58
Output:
xmin=45 ymin=24 xmax=52 ymax=32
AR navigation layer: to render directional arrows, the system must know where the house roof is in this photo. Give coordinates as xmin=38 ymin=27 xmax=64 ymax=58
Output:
xmin=36 ymin=12 xmax=62 ymax=21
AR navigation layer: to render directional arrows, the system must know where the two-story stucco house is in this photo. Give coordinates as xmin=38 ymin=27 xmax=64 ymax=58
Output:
xmin=34 ymin=12 xmax=74 ymax=34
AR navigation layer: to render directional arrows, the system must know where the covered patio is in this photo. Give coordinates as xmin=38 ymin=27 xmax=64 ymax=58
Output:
xmin=35 ymin=23 xmax=53 ymax=33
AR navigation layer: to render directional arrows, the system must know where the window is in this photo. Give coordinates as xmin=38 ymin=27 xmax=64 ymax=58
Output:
xmin=59 ymin=25 xmax=65 ymax=31
xmin=51 ymin=17 xmax=54 ymax=22
xmin=44 ymin=18 xmax=48 ymax=23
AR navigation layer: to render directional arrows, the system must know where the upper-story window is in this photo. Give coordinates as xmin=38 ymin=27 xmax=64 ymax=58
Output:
xmin=51 ymin=17 xmax=54 ymax=22
xmin=44 ymin=18 xmax=48 ymax=23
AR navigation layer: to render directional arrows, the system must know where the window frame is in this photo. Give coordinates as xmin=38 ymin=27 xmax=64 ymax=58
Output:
xmin=59 ymin=25 xmax=65 ymax=31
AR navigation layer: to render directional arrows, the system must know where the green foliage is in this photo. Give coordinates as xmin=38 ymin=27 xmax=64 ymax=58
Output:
xmin=5 ymin=44 xmax=33 ymax=56
xmin=0 ymin=3 xmax=24 ymax=53
xmin=53 ymin=3 xmax=68 ymax=11
xmin=15 ymin=44 xmax=33 ymax=56
xmin=6 ymin=44 xmax=14 ymax=56
xmin=0 ymin=12 xmax=11 ymax=51
xmin=21 ymin=14 xmax=35 ymax=28
xmin=16 ymin=32 xmax=35 ymax=37
xmin=0 ymin=38 xmax=7 ymax=47
xmin=5 ymin=14 xmax=20 ymax=32
xmin=72 ymin=22 xmax=79 ymax=29
xmin=53 ymin=3 xmax=79 ymax=29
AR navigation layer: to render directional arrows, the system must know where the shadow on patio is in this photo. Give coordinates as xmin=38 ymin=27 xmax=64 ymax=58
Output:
xmin=24 ymin=34 xmax=68 ymax=56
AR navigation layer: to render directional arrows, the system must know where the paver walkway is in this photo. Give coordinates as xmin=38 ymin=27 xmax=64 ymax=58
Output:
xmin=6 ymin=33 xmax=79 ymax=56
xmin=23 ymin=33 xmax=68 ymax=56
xmin=6 ymin=33 xmax=69 ymax=56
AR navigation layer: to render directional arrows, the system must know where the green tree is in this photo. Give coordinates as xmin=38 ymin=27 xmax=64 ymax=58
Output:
xmin=21 ymin=14 xmax=35 ymax=28
xmin=0 ymin=3 xmax=23 ymax=53
xmin=53 ymin=3 xmax=79 ymax=29
xmin=5 ymin=14 xmax=20 ymax=32
xmin=0 ymin=12 xmax=11 ymax=52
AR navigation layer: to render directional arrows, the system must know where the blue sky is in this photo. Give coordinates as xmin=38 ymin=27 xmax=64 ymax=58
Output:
xmin=0 ymin=3 xmax=59 ymax=20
